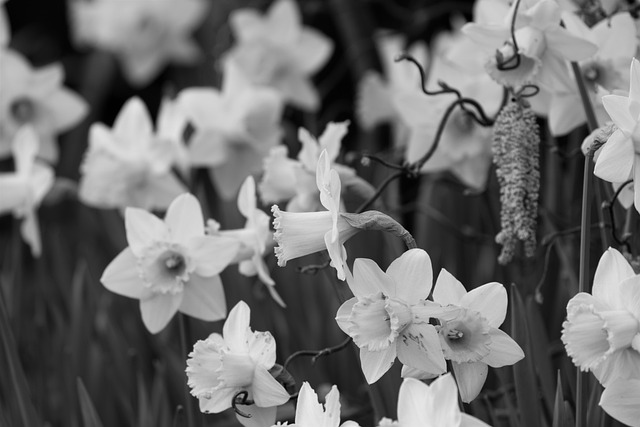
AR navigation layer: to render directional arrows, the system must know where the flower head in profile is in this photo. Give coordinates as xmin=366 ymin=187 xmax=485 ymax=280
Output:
xmin=260 ymin=121 xmax=352 ymax=212
xmin=225 ymin=0 xmax=333 ymax=111
xmin=79 ymin=97 xmax=187 ymax=211
xmin=100 ymin=193 xmax=241 ymax=333
xmin=70 ymin=0 xmax=207 ymax=86
xmin=274 ymin=382 xmax=359 ymax=427
xmin=335 ymin=249 xmax=447 ymax=384
xmin=177 ymin=61 xmax=284 ymax=199
xmin=462 ymin=0 xmax=596 ymax=89
xmin=0 ymin=48 xmax=88 ymax=162
xmin=378 ymin=374 xmax=490 ymax=427
xmin=213 ymin=176 xmax=285 ymax=307
xmin=272 ymin=150 xmax=359 ymax=280
xmin=427 ymin=270 xmax=524 ymax=402
xmin=561 ymin=248 xmax=640 ymax=387
xmin=593 ymin=58 xmax=640 ymax=214
xmin=0 ymin=126 xmax=54 ymax=257
xmin=599 ymin=379 xmax=640 ymax=427
xmin=186 ymin=301 xmax=290 ymax=424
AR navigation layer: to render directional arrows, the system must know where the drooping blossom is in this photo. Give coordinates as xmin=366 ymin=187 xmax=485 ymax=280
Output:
xmin=593 ymin=58 xmax=640 ymax=214
xmin=335 ymin=249 xmax=447 ymax=384
xmin=101 ymin=193 xmax=240 ymax=333
xmin=225 ymin=0 xmax=333 ymax=111
xmin=271 ymin=382 xmax=360 ymax=427
xmin=177 ymin=61 xmax=284 ymax=199
xmin=186 ymin=301 xmax=290 ymax=425
xmin=599 ymin=379 xmax=640 ymax=427
xmin=425 ymin=269 xmax=524 ymax=402
xmin=462 ymin=0 xmax=597 ymax=89
xmin=260 ymin=121 xmax=353 ymax=212
xmin=70 ymin=0 xmax=207 ymax=86
xmin=561 ymin=247 xmax=640 ymax=387
xmin=212 ymin=176 xmax=285 ymax=307
xmin=377 ymin=375 xmax=491 ymax=427
xmin=79 ymin=97 xmax=187 ymax=211
xmin=0 ymin=126 xmax=54 ymax=257
xmin=0 ymin=48 xmax=88 ymax=162
xmin=272 ymin=150 xmax=358 ymax=281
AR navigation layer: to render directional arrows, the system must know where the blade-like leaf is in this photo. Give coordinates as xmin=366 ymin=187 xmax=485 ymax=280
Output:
xmin=77 ymin=377 xmax=105 ymax=427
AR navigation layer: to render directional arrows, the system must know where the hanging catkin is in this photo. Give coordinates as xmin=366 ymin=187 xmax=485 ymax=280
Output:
xmin=492 ymin=98 xmax=540 ymax=265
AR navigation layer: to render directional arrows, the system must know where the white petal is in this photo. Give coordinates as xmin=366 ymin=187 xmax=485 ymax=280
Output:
xmin=101 ymin=248 xmax=149 ymax=299
xmin=452 ymin=362 xmax=488 ymax=403
xmin=180 ymin=274 xmax=227 ymax=322
xmin=593 ymin=129 xmax=634 ymax=183
xmin=223 ymin=301 xmax=251 ymax=353
xmin=335 ymin=298 xmax=357 ymax=335
xmin=237 ymin=176 xmax=257 ymax=218
xmin=165 ymin=193 xmax=204 ymax=242
xmin=602 ymin=95 xmax=636 ymax=132
xmin=429 ymin=374 xmax=464 ymax=427
xmin=433 ymin=269 xmax=467 ymax=306
xmin=630 ymin=58 xmax=640 ymax=106
xmin=481 ymin=328 xmax=525 ymax=367
xmin=592 ymin=247 xmax=635 ymax=310
xmin=139 ymin=293 xmax=182 ymax=334
xmin=460 ymin=282 xmax=507 ymax=328
xmin=386 ymin=248 xmax=433 ymax=302
xmin=295 ymin=382 xmax=324 ymax=424
xmin=113 ymin=97 xmax=153 ymax=142
xmin=266 ymin=0 xmax=301 ymax=44
xmin=251 ymin=366 xmax=290 ymax=407
xmin=397 ymin=323 xmax=446 ymax=376
xmin=620 ymin=276 xmax=640 ymax=322
xmin=188 ymin=236 xmax=240 ymax=277
xmin=124 ymin=207 xmax=167 ymax=257
xmin=359 ymin=346 xmax=397 ymax=384
xmin=351 ymin=258 xmax=394 ymax=299
xmin=545 ymin=29 xmax=597 ymax=61
xmin=236 ymin=405 xmax=278 ymax=427
xmin=290 ymin=29 xmax=333 ymax=74
xmin=599 ymin=379 xmax=640 ymax=427
xmin=248 ymin=330 xmax=277 ymax=369
xmin=397 ymin=377 xmax=434 ymax=427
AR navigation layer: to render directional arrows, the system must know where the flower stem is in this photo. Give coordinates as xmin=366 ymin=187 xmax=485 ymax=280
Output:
xmin=179 ymin=314 xmax=197 ymax=427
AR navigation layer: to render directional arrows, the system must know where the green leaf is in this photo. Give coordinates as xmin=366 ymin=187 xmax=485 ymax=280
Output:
xmin=77 ymin=377 xmax=105 ymax=427
xmin=553 ymin=371 xmax=574 ymax=427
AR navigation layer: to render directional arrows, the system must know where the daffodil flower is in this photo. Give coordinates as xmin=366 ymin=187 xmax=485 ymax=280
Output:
xmin=0 ymin=126 xmax=54 ymax=257
xmin=561 ymin=247 xmax=640 ymax=387
xmin=0 ymin=48 xmax=88 ymax=162
xmin=260 ymin=121 xmax=353 ymax=212
xmin=79 ymin=97 xmax=187 ymax=211
xmin=462 ymin=0 xmax=596 ymax=89
xmin=335 ymin=249 xmax=447 ymax=384
xmin=599 ymin=379 xmax=640 ymax=427
xmin=272 ymin=150 xmax=358 ymax=281
xmin=225 ymin=0 xmax=333 ymax=111
xmin=70 ymin=0 xmax=207 ymax=86
xmin=214 ymin=176 xmax=285 ymax=307
xmin=177 ymin=61 xmax=284 ymax=199
xmin=429 ymin=269 xmax=524 ymax=402
xmin=186 ymin=301 xmax=290 ymax=424
xmin=273 ymin=382 xmax=360 ymax=427
xmin=378 ymin=374 xmax=490 ymax=427
xmin=100 ymin=193 xmax=241 ymax=333
xmin=593 ymin=58 xmax=640 ymax=214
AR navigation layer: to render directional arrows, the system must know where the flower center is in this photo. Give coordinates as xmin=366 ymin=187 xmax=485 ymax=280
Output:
xmin=10 ymin=98 xmax=36 ymax=123
xmin=438 ymin=308 xmax=492 ymax=363
xmin=137 ymin=243 xmax=192 ymax=294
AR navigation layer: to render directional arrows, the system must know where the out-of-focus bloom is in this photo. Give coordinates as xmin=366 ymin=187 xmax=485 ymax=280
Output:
xmin=356 ymin=32 xmax=427 ymax=147
xmin=177 ymin=61 xmax=284 ymax=199
xmin=599 ymin=379 xmax=640 ymax=427
xmin=79 ymin=97 xmax=187 ymax=211
xmin=260 ymin=121 xmax=352 ymax=212
xmin=335 ymin=249 xmax=447 ymax=384
xmin=71 ymin=0 xmax=207 ymax=86
xmin=394 ymin=28 xmax=502 ymax=190
xmin=0 ymin=48 xmax=88 ymax=162
xmin=213 ymin=176 xmax=285 ymax=307
xmin=378 ymin=375 xmax=491 ymax=427
xmin=462 ymin=0 xmax=597 ymax=89
xmin=0 ymin=126 xmax=54 ymax=257
xmin=186 ymin=301 xmax=290 ymax=424
xmin=273 ymin=382 xmax=360 ymax=427
xmin=157 ymin=96 xmax=190 ymax=173
xmin=225 ymin=0 xmax=333 ymax=111
xmin=100 ymin=193 xmax=240 ymax=333
xmin=593 ymin=58 xmax=640 ymax=213
xmin=491 ymin=99 xmax=540 ymax=264
xmin=428 ymin=269 xmax=524 ymax=402
xmin=0 ymin=0 xmax=9 ymax=46
xmin=272 ymin=150 xmax=358 ymax=280
xmin=561 ymin=248 xmax=640 ymax=386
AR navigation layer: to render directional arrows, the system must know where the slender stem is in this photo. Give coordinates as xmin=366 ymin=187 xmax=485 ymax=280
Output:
xmin=356 ymin=170 xmax=405 ymax=213
xmin=179 ymin=314 xmax=196 ymax=427
xmin=570 ymin=60 xmax=597 ymax=427
xmin=283 ymin=337 xmax=353 ymax=371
